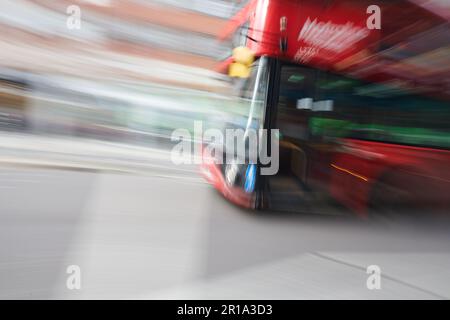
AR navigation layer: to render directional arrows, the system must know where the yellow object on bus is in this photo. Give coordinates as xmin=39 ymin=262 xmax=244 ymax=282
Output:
xmin=228 ymin=46 xmax=255 ymax=78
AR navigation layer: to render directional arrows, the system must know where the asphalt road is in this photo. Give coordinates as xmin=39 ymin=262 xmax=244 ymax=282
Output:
xmin=1 ymin=165 xmax=450 ymax=299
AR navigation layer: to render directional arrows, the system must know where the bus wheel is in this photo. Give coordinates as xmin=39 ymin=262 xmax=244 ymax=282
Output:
xmin=368 ymin=172 xmax=416 ymax=221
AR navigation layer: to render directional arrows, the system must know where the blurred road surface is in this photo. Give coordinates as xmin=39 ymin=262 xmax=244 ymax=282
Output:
xmin=1 ymin=137 xmax=450 ymax=299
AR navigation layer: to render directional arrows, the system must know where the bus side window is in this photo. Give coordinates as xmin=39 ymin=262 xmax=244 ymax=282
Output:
xmin=313 ymin=71 xmax=372 ymax=140
xmin=314 ymin=70 xmax=450 ymax=148
xmin=277 ymin=65 xmax=317 ymax=110
xmin=275 ymin=65 xmax=318 ymax=142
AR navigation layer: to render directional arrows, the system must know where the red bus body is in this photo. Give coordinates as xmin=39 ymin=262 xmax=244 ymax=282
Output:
xmin=205 ymin=0 xmax=450 ymax=215
xmin=330 ymin=140 xmax=450 ymax=214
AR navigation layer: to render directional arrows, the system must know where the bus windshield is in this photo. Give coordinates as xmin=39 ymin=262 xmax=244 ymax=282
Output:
xmin=228 ymin=57 xmax=269 ymax=133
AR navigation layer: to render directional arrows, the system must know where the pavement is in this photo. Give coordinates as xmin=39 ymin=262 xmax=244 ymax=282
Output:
xmin=0 ymin=132 xmax=199 ymax=177
xmin=1 ymin=133 xmax=450 ymax=299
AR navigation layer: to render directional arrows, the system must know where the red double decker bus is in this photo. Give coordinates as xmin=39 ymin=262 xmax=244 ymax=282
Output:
xmin=201 ymin=0 xmax=450 ymax=217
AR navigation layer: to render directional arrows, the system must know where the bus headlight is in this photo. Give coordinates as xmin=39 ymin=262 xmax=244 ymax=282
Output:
xmin=225 ymin=160 xmax=239 ymax=186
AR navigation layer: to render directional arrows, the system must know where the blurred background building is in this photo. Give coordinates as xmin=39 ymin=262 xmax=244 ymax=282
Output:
xmin=0 ymin=0 xmax=248 ymax=143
